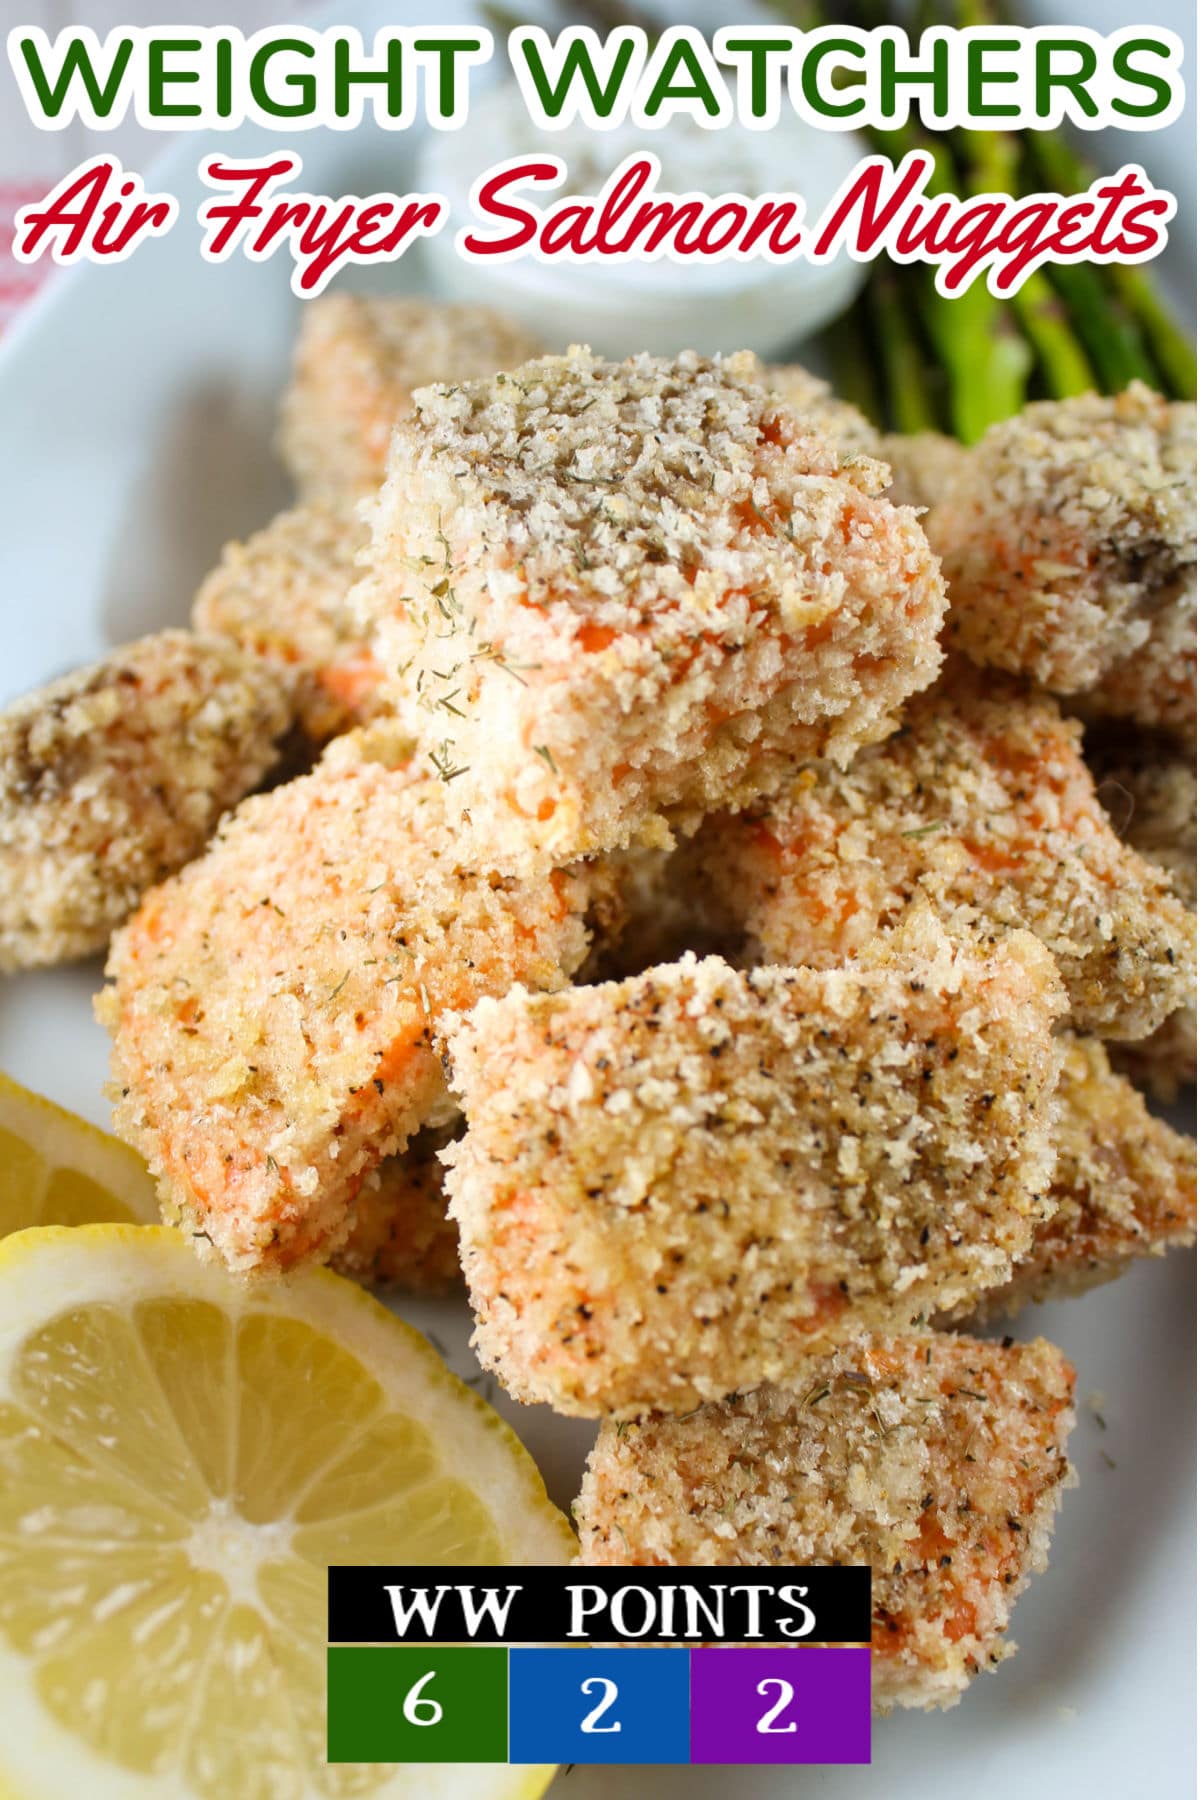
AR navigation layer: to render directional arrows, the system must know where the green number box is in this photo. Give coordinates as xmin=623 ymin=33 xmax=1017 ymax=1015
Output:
xmin=327 ymin=1645 xmax=509 ymax=1763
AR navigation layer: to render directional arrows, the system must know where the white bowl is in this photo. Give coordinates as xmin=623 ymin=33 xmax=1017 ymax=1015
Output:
xmin=418 ymin=85 xmax=868 ymax=359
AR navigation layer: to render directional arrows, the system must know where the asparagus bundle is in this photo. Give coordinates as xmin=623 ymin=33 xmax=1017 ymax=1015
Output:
xmin=794 ymin=0 xmax=1196 ymax=437
xmin=509 ymin=0 xmax=1194 ymax=437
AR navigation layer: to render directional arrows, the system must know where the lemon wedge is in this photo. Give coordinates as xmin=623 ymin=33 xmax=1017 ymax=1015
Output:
xmin=0 ymin=1224 xmax=570 ymax=1799
xmin=0 ymin=1071 xmax=159 ymax=1236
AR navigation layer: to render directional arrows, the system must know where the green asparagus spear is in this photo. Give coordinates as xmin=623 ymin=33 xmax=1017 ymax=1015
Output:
xmin=1109 ymin=266 xmax=1197 ymax=400
xmin=766 ymin=0 xmax=1194 ymax=418
xmin=1010 ymin=279 xmax=1095 ymax=398
xmin=823 ymin=298 xmax=888 ymax=429
xmin=950 ymin=0 xmax=1164 ymax=397
xmin=1042 ymin=262 xmax=1158 ymax=388
xmin=869 ymin=271 xmax=943 ymax=433
xmin=1025 ymin=131 xmax=1195 ymax=399
xmin=954 ymin=127 xmax=1093 ymax=400
xmin=883 ymin=130 xmax=1034 ymax=438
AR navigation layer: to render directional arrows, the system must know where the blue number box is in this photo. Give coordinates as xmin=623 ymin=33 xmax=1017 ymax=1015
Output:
xmin=508 ymin=1647 xmax=691 ymax=1765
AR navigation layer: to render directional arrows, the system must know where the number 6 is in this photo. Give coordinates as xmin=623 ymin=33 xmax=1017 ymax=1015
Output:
xmin=402 ymin=1669 xmax=443 ymax=1727
xmin=756 ymin=1677 xmax=797 ymax=1734
xmin=580 ymin=1675 xmax=621 ymax=1733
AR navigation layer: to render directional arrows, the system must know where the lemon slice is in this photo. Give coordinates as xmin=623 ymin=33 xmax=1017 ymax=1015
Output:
xmin=0 ymin=1224 xmax=570 ymax=1800
xmin=0 ymin=1071 xmax=159 ymax=1236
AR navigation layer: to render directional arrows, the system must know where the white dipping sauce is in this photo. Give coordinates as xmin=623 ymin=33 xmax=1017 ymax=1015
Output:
xmin=418 ymin=83 xmax=869 ymax=360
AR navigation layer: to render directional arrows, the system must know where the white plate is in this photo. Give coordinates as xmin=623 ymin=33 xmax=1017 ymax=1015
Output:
xmin=0 ymin=3 xmax=1194 ymax=1796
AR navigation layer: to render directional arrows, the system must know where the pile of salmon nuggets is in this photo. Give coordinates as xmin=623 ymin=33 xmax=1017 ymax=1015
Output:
xmin=2 ymin=295 xmax=1195 ymax=1714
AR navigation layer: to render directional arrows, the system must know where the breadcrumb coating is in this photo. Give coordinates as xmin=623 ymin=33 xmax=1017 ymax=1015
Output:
xmin=688 ymin=668 xmax=1194 ymax=1042
xmin=575 ymin=1331 xmax=1076 ymax=1713
xmin=444 ymin=924 xmax=1065 ymax=1418
xmin=762 ymin=362 xmax=881 ymax=461
xmin=193 ymin=498 xmax=377 ymax=743
xmin=278 ymin=295 xmax=545 ymax=499
xmin=0 ymin=631 xmax=293 ymax=972
xmin=1081 ymin=572 xmax=1196 ymax=742
xmin=352 ymin=346 xmax=946 ymax=878
xmin=99 ymin=730 xmax=604 ymax=1273
xmin=961 ymin=1035 xmax=1195 ymax=1318
xmin=330 ymin=1121 xmax=461 ymax=1292
xmin=1091 ymin=736 xmax=1197 ymax=1098
xmin=927 ymin=384 xmax=1197 ymax=733
xmin=880 ymin=432 xmax=972 ymax=513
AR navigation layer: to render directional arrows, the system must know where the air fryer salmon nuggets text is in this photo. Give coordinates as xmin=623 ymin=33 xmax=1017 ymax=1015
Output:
xmin=352 ymin=346 xmax=947 ymax=876
xmin=687 ymin=669 xmax=1194 ymax=1042
xmin=98 ymin=730 xmax=609 ymax=1273
xmin=443 ymin=926 xmax=1067 ymax=1418
xmin=574 ymin=1332 xmax=1076 ymax=1714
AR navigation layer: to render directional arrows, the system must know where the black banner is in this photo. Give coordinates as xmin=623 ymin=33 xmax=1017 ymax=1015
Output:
xmin=328 ymin=1565 xmax=871 ymax=1644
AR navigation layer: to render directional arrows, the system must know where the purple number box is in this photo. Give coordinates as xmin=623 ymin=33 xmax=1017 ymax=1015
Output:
xmin=689 ymin=1647 xmax=871 ymax=1765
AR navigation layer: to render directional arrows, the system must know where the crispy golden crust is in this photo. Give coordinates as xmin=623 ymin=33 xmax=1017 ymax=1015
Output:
xmin=330 ymin=1121 xmax=461 ymax=1292
xmin=753 ymin=385 xmax=970 ymax=519
xmin=193 ymin=498 xmax=378 ymax=743
xmin=444 ymin=923 xmax=1065 ymax=1418
xmin=278 ymin=295 xmax=546 ymax=499
xmin=575 ymin=1331 xmax=1076 ymax=1712
xmin=99 ymin=730 xmax=602 ymax=1274
xmin=1091 ymin=735 xmax=1197 ymax=1097
xmin=1081 ymin=573 xmax=1196 ymax=741
xmin=0 ymin=632 xmax=293 ymax=972
xmin=762 ymin=362 xmax=882 ymax=461
xmin=960 ymin=1036 xmax=1195 ymax=1318
xmin=688 ymin=668 xmax=1194 ymax=1042
xmin=352 ymin=346 xmax=947 ymax=878
xmin=880 ymin=432 xmax=972 ymax=513
xmin=927 ymin=384 xmax=1196 ymax=732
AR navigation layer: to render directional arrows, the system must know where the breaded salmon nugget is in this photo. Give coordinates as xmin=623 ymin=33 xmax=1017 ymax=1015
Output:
xmin=688 ymin=670 xmax=1193 ymax=1042
xmin=330 ymin=1121 xmax=461 ymax=1293
xmin=193 ymin=498 xmax=377 ymax=744
xmin=0 ymin=631 xmax=293 ymax=972
xmin=575 ymin=1331 xmax=1076 ymax=1713
xmin=926 ymin=384 xmax=1197 ymax=735
xmin=960 ymin=1036 xmax=1195 ymax=1319
xmin=444 ymin=925 xmax=1065 ymax=1418
xmin=758 ymin=390 xmax=969 ymax=517
xmin=1083 ymin=570 xmax=1195 ymax=741
xmin=278 ymin=295 xmax=546 ymax=499
xmin=353 ymin=346 xmax=946 ymax=878
xmin=762 ymin=361 xmax=881 ymax=461
xmin=880 ymin=431 xmax=971 ymax=512
xmin=99 ymin=730 xmax=605 ymax=1274
xmin=1091 ymin=738 xmax=1197 ymax=1097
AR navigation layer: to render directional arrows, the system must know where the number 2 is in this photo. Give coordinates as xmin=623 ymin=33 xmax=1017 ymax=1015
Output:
xmin=756 ymin=1676 xmax=797 ymax=1735
xmin=580 ymin=1675 xmax=621 ymax=1734
xmin=402 ymin=1670 xmax=443 ymax=1727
